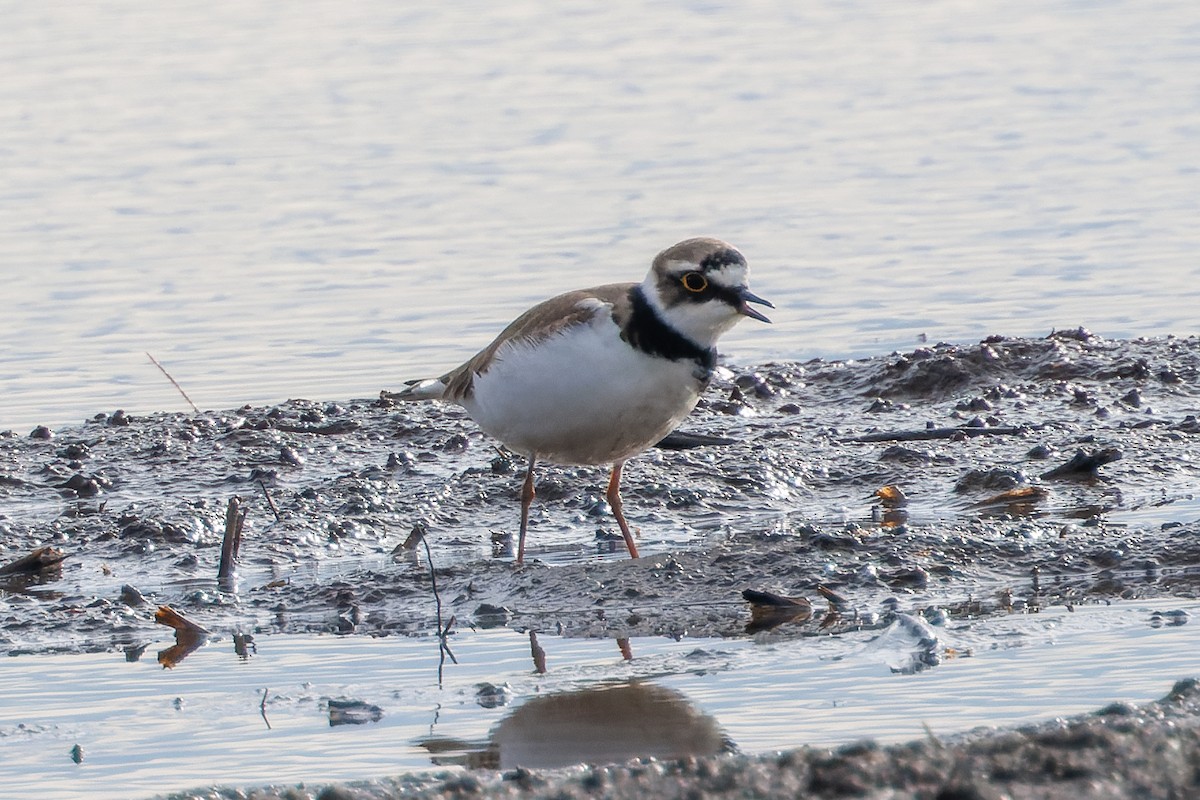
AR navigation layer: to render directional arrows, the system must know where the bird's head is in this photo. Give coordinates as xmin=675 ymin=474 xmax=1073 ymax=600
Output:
xmin=642 ymin=237 xmax=773 ymax=347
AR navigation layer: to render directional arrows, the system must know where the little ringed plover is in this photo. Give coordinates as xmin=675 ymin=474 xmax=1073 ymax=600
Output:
xmin=395 ymin=237 xmax=772 ymax=564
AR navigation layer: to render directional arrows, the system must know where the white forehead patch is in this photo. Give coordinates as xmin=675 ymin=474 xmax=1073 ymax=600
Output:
xmin=706 ymin=263 xmax=748 ymax=288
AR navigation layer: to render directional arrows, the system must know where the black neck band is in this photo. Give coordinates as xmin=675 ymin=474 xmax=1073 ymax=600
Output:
xmin=624 ymin=286 xmax=717 ymax=373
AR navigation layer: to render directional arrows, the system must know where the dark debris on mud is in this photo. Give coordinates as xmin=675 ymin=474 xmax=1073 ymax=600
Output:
xmin=4 ymin=331 xmax=1200 ymax=797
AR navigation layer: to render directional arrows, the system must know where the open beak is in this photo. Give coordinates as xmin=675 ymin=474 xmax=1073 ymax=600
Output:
xmin=737 ymin=288 xmax=774 ymax=323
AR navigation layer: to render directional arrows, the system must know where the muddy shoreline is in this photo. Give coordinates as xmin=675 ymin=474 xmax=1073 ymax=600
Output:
xmin=3 ymin=330 xmax=1200 ymax=797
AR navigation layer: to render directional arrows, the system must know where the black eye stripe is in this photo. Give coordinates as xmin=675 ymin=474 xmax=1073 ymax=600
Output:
xmin=712 ymin=284 xmax=743 ymax=306
xmin=675 ymin=276 xmax=742 ymax=307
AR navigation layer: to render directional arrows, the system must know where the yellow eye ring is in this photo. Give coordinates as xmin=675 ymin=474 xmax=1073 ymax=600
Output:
xmin=681 ymin=272 xmax=708 ymax=293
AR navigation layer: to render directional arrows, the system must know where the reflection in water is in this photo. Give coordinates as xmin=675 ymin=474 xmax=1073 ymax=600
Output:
xmin=970 ymin=485 xmax=1050 ymax=517
xmin=234 ymin=632 xmax=256 ymax=660
xmin=327 ymin=699 xmax=384 ymax=727
xmin=124 ymin=643 xmax=149 ymax=663
xmin=526 ymin=631 xmax=632 ymax=672
xmin=157 ymin=629 xmax=207 ymax=669
xmin=616 ymin=637 xmax=633 ymax=661
xmin=867 ymin=613 xmax=942 ymax=675
xmin=420 ymin=681 xmax=732 ymax=770
xmin=0 ymin=546 xmax=66 ymax=599
xmin=528 ymin=631 xmax=547 ymax=674
xmin=873 ymin=484 xmax=909 ymax=529
xmin=0 ymin=567 xmax=65 ymax=599
xmin=153 ymin=605 xmax=211 ymax=669
xmin=742 ymin=588 xmax=814 ymax=633
xmin=2 ymin=612 xmax=1198 ymax=798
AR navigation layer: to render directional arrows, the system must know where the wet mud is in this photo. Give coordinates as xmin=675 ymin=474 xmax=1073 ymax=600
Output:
xmin=3 ymin=330 xmax=1200 ymax=797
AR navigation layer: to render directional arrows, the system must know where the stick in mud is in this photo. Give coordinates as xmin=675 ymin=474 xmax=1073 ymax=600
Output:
xmin=0 ymin=546 xmax=67 ymax=576
xmin=145 ymin=352 xmax=200 ymax=414
xmin=420 ymin=532 xmax=458 ymax=684
xmin=258 ymin=479 xmax=281 ymax=521
xmin=845 ymin=425 xmax=1029 ymax=443
xmin=218 ymin=496 xmax=246 ymax=585
xmin=154 ymin=605 xmax=211 ymax=636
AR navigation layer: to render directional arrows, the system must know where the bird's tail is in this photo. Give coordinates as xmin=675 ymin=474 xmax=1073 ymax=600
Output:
xmin=385 ymin=378 xmax=448 ymax=402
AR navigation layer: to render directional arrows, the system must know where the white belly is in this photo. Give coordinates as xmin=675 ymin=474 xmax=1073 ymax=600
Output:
xmin=461 ymin=318 xmax=705 ymax=465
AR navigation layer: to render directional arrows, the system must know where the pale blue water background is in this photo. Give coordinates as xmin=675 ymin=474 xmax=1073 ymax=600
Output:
xmin=1 ymin=0 xmax=1198 ymax=432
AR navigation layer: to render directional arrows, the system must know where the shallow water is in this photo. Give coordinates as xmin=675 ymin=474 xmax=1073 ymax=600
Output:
xmin=0 ymin=601 xmax=1195 ymax=799
xmin=2 ymin=0 xmax=1199 ymax=432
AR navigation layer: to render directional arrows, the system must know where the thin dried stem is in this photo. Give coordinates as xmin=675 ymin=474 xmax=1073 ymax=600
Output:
xmin=258 ymin=480 xmax=281 ymax=521
xmin=146 ymin=352 xmax=200 ymax=413
xmin=421 ymin=533 xmax=457 ymax=684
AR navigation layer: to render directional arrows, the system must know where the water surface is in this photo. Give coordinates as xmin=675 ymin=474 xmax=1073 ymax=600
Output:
xmin=2 ymin=0 xmax=1198 ymax=431
xmin=0 ymin=601 xmax=1194 ymax=799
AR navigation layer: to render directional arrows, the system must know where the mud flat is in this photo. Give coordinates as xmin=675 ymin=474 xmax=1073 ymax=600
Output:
xmin=2 ymin=330 xmax=1200 ymax=798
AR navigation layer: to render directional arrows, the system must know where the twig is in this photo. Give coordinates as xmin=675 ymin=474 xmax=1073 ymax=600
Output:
xmin=655 ymin=430 xmax=737 ymax=450
xmin=217 ymin=496 xmax=246 ymax=585
xmin=272 ymin=420 xmax=359 ymax=435
xmin=845 ymin=425 xmax=1028 ymax=443
xmin=258 ymin=480 xmax=281 ymax=521
xmin=260 ymin=688 xmax=272 ymax=730
xmin=421 ymin=534 xmax=457 ymax=684
xmin=153 ymin=605 xmax=211 ymax=636
xmin=1040 ymin=447 xmax=1123 ymax=479
xmin=146 ymin=352 xmax=200 ymax=413
xmin=0 ymin=546 xmax=67 ymax=576
xmin=422 ymin=534 xmax=445 ymax=635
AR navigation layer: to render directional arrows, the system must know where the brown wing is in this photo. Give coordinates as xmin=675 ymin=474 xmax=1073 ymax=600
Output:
xmin=440 ymin=282 xmax=637 ymax=402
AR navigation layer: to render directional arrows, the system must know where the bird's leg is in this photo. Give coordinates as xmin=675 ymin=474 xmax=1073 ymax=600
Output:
xmin=517 ymin=455 xmax=537 ymax=565
xmin=606 ymin=461 xmax=640 ymax=559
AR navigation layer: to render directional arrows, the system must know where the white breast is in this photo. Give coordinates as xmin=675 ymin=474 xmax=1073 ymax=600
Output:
xmin=461 ymin=313 xmax=704 ymax=465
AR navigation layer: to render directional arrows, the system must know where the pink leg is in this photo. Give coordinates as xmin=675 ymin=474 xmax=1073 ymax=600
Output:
xmin=606 ymin=461 xmax=640 ymax=559
xmin=517 ymin=456 xmax=536 ymax=565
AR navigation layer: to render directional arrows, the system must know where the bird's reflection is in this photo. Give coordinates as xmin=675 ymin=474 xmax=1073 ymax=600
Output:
xmin=418 ymin=681 xmax=732 ymax=770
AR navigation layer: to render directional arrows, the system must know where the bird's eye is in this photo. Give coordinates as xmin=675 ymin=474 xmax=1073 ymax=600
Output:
xmin=681 ymin=272 xmax=708 ymax=293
